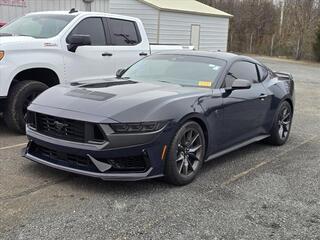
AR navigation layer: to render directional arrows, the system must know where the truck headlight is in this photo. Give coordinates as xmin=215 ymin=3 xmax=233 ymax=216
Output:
xmin=110 ymin=121 xmax=168 ymax=133
xmin=0 ymin=51 xmax=4 ymax=61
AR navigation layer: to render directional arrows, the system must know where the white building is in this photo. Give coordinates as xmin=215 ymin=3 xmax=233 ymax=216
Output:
xmin=0 ymin=0 xmax=232 ymax=51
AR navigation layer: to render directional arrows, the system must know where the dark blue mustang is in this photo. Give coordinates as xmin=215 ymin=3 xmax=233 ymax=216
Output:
xmin=24 ymin=51 xmax=294 ymax=185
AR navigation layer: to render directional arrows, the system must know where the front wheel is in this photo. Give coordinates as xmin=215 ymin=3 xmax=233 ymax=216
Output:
xmin=165 ymin=121 xmax=206 ymax=186
xmin=4 ymin=80 xmax=48 ymax=134
xmin=266 ymin=101 xmax=293 ymax=146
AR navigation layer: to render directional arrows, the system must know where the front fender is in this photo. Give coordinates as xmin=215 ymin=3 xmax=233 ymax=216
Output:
xmin=0 ymin=48 xmax=64 ymax=97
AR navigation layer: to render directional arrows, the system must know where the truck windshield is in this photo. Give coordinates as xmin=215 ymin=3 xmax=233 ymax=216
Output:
xmin=122 ymin=54 xmax=226 ymax=88
xmin=0 ymin=14 xmax=76 ymax=38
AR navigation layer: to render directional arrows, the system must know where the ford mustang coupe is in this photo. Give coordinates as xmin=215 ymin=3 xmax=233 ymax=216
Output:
xmin=24 ymin=51 xmax=294 ymax=185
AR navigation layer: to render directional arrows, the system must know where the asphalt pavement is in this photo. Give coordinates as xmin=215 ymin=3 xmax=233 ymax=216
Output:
xmin=0 ymin=56 xmax=320 ymax=240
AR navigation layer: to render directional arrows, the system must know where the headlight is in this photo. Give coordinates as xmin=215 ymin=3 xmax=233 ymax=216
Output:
xmin=110 ymin=121 xmax=168 ymax=133
xmin=0 ymin=51 xmax=4 ymax=61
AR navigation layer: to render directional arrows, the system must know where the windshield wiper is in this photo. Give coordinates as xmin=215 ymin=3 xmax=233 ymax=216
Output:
xmin=158 ymin=80 xmax=184 ymax=86
xmin=114 ymin=34 xmax=137 ymax=45
xmin=116 ymin=76 xmax=131 ymax=80
xmin=0 ymin=33 xmax=34 ymax=37
xmin=0 ymin=33 xmax=13 ymax=36
xmin=227 ymin=72 xmax=237 ymax=79
xmin=17 ymin=34 xmax=34 ymax=37
xmin=159 ymin=80 xmax=172 ymax=84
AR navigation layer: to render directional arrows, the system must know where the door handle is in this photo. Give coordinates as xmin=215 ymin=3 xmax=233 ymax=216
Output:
xmin=259 ymin=94 xmax=268 ymax=100
xmin=102 ymin=52 xmax=113 ymax=57
xmin=139 ymin=52 xmax=148 ymax=56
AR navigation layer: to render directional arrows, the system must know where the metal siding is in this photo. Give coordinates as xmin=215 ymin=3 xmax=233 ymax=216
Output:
xmin=0 ymin=0 xmax=86 ymax=21
xmin=159 ymin=11 xmax=229 ymax=51
xmin=0 ymin=0 xmax=229 ymax=50
xmin=91 ymin=0 xmax=109 ymax=12
xmin=109 ymin=0 xmax=158 ymax=43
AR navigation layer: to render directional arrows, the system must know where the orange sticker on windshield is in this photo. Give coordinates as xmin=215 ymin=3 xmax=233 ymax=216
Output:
xmin=198 ymin=81 xmax=212 ymax=87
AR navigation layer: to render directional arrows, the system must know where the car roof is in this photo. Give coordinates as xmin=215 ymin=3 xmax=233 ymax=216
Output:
xmin=156 ymin=50 xmax=262 ymax=65
xmin=25 ymin=11 xmax=141 ymax=23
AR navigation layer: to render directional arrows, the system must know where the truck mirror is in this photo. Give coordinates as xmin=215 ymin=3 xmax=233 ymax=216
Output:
xmin=67 ymin=34 xmax=91 ymax=52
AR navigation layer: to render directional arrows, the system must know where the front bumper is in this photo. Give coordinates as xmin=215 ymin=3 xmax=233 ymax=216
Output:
xmin=24 ymin=124 xmax=176 ymax=181
xmin=24 ymin=150 xmax=155 ymax=181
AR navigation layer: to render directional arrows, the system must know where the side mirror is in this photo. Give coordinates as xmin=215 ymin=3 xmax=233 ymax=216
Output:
xmin=116 ymin=69 xmax=127 ymax=78
xmin=67 ymin=34 xmax=91 ymax=52
xmin=227 ymin=79 xmax=252 ymax=91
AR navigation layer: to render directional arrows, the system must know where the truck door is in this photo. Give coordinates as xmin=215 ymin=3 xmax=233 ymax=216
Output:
xmin=106 ymin=17 xmax=149 ymax=71
xmin=63 ymin=17 xmax=116 ymax=82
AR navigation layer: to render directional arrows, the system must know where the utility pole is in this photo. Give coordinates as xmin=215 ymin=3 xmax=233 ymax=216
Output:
xmin=270 ymin=34 xmax=275 ymax=56
xmin=249 ymin=33 xmax=253 ymax=53
xmin=279 ymin=0 xmax=284 ymax=36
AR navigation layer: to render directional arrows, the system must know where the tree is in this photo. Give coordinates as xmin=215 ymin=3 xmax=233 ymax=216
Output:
xmin=198 ymin=0 xmax=320 ymax=60
xmin=314 ymin=25 xmax=320 ymax=61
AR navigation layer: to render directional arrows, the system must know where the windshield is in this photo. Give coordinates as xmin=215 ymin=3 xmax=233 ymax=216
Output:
xmin=0 ymin=14 xmax=76 ymax=38
xmin=122 ymin=54 xmax=226 ymax=88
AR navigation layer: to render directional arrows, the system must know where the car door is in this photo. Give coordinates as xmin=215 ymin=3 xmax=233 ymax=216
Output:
xmin=219 ymin=61 xmax=271 ymax=150
xmin=64 ymin=17 xmax=116 ymax=82
xmin=106 ymin=17 xmax=149 ymax=71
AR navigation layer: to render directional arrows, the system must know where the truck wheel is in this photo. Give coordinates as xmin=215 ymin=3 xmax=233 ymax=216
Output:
xmin=4 ymin=81 xmax=48 ymax=134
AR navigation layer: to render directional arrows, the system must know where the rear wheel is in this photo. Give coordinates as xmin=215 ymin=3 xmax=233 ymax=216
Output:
xmin=4 ymin=80 xmax=48 ymax=134
xmin=165 ymin=121 xmax=205 ymax=186
xmin=266 ymin=101 xmax=293 ymax=146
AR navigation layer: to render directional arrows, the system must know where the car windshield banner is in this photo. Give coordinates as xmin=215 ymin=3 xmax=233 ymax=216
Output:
xmin=0 ymin=0 xmax=26 ymax=7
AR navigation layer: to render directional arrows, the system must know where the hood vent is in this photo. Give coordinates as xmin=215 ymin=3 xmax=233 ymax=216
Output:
xmin=65 ymin=88 xmax=115 ymax=101
xmin=79 ymin=80 xmax=137 ymax=89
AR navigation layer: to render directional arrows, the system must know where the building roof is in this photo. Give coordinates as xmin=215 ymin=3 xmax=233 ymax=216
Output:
xmin=138 ymin=0 xmax=232 ymax=18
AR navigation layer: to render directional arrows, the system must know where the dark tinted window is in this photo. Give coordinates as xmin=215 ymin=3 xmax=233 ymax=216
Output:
xmin=108 ymin=18 xmax=140 ymax=46
xmin=69 ymin=17 xmax=106 ymax=45
xmin=258 ymin=65 xmax=268 ymax=81
xmin=225 ymin=61 xmax=259 ymax=87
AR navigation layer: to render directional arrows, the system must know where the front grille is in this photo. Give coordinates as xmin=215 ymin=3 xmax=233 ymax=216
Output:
xmin=29 ymin=142 xmax=149 ymax=173
xmin=27 ymin=112 xmax=105 ymax=144
xmin=36 ymin=113 xmax=86 ymax=142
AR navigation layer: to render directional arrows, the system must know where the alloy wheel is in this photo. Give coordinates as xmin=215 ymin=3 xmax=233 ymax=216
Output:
xmin=175 ymin=128 xmax=204 ymax=176
xmin=278 ymin=105 xmax=292 ymax=140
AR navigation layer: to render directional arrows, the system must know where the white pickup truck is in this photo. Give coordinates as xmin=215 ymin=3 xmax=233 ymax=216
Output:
xmin=0 ymin=10 xmax=193 ymax=133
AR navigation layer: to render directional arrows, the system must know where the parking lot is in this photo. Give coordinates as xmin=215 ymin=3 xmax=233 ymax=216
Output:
xmin=0 ymin=56 xmax=320 ymax=240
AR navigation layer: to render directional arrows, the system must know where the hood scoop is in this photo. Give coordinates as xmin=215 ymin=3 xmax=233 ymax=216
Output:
xmin=79 ymin=80 xmax=137 ymax=89
xmin=65 ymin=88 xmax=115 ymax=101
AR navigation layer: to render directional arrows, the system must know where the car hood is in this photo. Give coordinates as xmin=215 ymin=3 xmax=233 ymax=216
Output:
xmin=30 ymin=78 xmax=211 ymax=122
xmin=0 ymin=36 xmax=58 ymax=50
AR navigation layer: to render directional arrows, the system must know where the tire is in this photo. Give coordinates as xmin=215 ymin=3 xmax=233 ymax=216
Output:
xmin=165 ymin=121 xmax=206 ymax=186
xmin=266 ymin=101 xmax=293 ymax=146
xmin=4 ymin=80 xmax=48 ymax=134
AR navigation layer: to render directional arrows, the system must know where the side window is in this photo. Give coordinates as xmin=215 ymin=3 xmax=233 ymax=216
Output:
xmin=108 ymin=18 xmax=140 ymax=46
xmin=257 ymin=65 xmax=269 ymax=81
xmin=225 ymin=61 xmax=259 ymax=87
xmin=68 ymin=17 xmax=106 ymax=46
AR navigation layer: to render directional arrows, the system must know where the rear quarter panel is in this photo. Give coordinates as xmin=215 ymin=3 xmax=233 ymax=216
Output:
xmin=262 ymin=75 xmax=295 ymax=131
